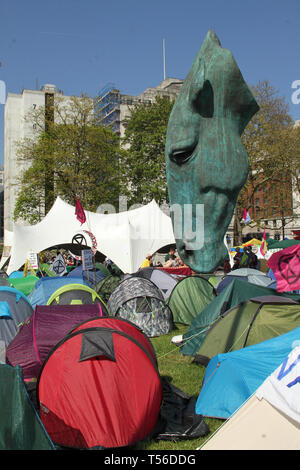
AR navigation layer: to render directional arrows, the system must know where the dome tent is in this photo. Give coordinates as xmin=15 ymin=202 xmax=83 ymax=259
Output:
xmin=125 ymin=267 xmax=178 ymax=300
xmin=167 ymin=275 xmax=216 ymax=324
xmin=67 ymin=265 xmax=107 ymax=289
xmin=28 ymin=276 xmax=89 ymax=308
xmin=95 ymin=273 xmax=123 ymax=304
xmin=6 ymin=303 xmax=106 ymax=381
xmin=216 ymin=268 xmax=273 ymax=294
xmin=0 ymin=364 xmax=55 ymax=450
xmin=46 ymin=283 xmax=108 ymax=309
xmin=0 ymin=286 xmax=34 ymax=346
xmin=197 ymin=295 xmax=300 ymax=362
xmin=196 ymin=326 xmax=300 ymax=420
xmin=37 ymin=317 xmax=162 ymax=449
xmin=107 ymin=277 xmax=173 ymax=337
xmin=180 ymin=278 xmax=300 ymax=357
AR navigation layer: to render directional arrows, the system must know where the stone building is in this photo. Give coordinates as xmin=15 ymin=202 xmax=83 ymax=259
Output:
xmin=4 ymin=84 xmax=72 ymax=232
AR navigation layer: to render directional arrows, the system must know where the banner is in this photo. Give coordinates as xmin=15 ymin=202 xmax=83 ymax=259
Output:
xmin=256 ymin=346 xmax=300 ymax=423
xmin=267 ymin=244 xmax=300 ymax=292
xmin=50 ymin=254 xmax=67 ymax=277
xmin=82 ymin=249 xmax=93 ymax=271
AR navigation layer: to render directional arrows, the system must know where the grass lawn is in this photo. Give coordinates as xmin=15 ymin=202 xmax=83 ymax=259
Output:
xmin=134 ymin=323 xmax=224 ymax=450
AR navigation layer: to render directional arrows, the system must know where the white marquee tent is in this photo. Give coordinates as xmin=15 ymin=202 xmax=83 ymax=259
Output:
xmin=2 ymin=197 xmax=176 ymax=275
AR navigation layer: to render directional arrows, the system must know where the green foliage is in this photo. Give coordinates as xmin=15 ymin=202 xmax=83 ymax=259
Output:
xmin=234 ymin=80 xmax=300 ymax=243
xmin=14 ymin=95 xmax=122 ymax=222
xmin=120 ymin=96 xmax=174 ymax=206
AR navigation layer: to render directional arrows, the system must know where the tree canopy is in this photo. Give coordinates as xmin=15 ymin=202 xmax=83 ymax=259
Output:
xmin=14 ymin=95 xmax=123 ymax=224
xmin=119 ymin=95 xmax=174 ymax=207
xmin=234 ymin=80 xmax=300 ymax=243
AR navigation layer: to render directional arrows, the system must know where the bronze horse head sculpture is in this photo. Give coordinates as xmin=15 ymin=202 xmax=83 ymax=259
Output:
xmin=165 ymin=30 xmax=259 ymax=273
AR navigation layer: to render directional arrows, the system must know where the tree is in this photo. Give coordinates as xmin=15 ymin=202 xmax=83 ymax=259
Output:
xmin=119 ymin=95 xmax=174 ymax=207
xmin=14 ymin=95 xmax=123 ymax=224
xmin=234 ymin=80 xmax=300 ymax=243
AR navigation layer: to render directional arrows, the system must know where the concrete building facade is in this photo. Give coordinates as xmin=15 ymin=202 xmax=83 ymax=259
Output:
xmin=4 ymin=84 xmax=70 ymax=232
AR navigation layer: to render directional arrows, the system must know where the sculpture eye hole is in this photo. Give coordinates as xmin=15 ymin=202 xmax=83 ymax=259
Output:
xmin=169 ymin=145 xmax=196 ymax=165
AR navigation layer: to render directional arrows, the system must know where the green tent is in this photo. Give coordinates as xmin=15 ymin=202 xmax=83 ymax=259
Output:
xmin=167 ymin=276 xmax=216 ymax=325
xmin=95 ymin=262 xmax=111 ymax=277
xmin=267 ymin=239 xmax=300 ymax=249
xmin=39 ymin=263 xmax=56 ymax=277
xmin=197 ymin=296 xmax=300 ymax=360
xmin=9 ymin=275 xmax=39 ymax=297
xmin=95 ymin=274 xmax=123 ymax=304
xmin=0 ymin=364 xmax=55 ymax=450
xmin=208 ymin=275 xmax=222 ymax=288
xmin=181 ymin=278 xmax=300 ymax=356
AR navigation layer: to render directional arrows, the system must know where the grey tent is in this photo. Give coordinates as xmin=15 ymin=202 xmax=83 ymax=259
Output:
xmin=107 ymin=276 xmax=173 ymax=337
xmin=0 ymin=286 xmax=34 ymax=347
xmin=125 ymin=267 xmax=178 ymax=300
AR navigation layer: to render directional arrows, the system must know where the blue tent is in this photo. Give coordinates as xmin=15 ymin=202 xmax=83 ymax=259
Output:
xmin=8 ymin=271 xmax=23 ymax=279
xmin=195 ymin=326 xmax=300 ymax=420
xmin=67 ymin=265 xmax=106 ymax=288
xmin=28 ymin=276 xmax=88 ymax=308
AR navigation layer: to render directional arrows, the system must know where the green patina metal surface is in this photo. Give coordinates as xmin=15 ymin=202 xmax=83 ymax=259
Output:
xmin=165 ymin=30 xmax=259 ymax=273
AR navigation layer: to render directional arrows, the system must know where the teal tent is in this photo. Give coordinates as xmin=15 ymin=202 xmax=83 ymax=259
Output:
xmin=267 ymin=239 xmax=300 ymax=249
xmin=0 ymin=364 xmax=55 ymax=450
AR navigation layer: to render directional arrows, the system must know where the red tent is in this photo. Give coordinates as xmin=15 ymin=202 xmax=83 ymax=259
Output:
xmin=37 ymin=317 xmax=162 ymax=449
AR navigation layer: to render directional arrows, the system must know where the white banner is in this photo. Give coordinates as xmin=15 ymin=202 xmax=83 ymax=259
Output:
xmin=50 ymin=254 xmax=67 ymax=277
xmin=256 ymin=346 xmax=300 ymax=423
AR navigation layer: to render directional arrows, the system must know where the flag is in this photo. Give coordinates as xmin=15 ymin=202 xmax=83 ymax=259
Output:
xmin=75 ymin=197 xmax=86 ymax=225
xmin=242 ymin=208 xmax=251 ymax=224
xmin=50 ymin=253 xmax=67 ymax=277
xmin=260 ymin=228 xmax=267 ymax=256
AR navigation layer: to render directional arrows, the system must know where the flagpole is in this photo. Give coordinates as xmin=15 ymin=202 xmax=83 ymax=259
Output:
xmin=163 ymin=38 xmax=166 ymax=81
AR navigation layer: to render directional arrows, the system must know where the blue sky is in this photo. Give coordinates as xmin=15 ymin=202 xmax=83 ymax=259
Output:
xmin=1 ymin=0 xmax=300 ymax=164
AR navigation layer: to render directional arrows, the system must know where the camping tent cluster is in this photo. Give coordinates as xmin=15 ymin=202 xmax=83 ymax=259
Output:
xmin=1 ymin=196 xmax=300 ymax=450
xmin=184 ymin=243 xmax=300 ymax=450
xmin=0 ymin=257 xmax=213 ymax=449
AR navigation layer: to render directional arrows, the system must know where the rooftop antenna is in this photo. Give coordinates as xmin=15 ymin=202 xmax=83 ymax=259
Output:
xmin=163 ymin=38 xmax=166 ymax=81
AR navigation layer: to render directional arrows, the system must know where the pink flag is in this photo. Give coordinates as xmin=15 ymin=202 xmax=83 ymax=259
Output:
xmin=75 ymin=197 xmax=86 ymax=225
xmin=260 ymin=228 xmax=267 ymax=256
xmin=267 ymin=244 xmax=300 ymax=292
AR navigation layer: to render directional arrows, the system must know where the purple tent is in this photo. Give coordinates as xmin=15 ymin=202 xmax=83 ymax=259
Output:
xmin=6 ymin=304 xmax=106 ymax=381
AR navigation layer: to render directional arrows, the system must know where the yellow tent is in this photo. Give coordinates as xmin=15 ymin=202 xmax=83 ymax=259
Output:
xmin=243 ymin=238 xmax=263 ymax=246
